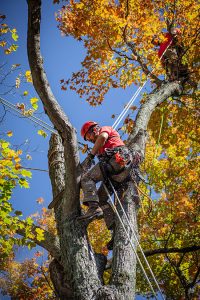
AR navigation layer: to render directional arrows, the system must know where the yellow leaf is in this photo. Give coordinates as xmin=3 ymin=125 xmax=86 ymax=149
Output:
xmin=15 ymin=163 xmax=21 ymax=170
xmin=25 ymin=70 xmax=32 ymax=83
xmin=76 ymin=3 xmax=84 ymax=9
xmin=7 ymin=131 xmax=13 ymax=137
xmin=1 ymin=141 xmax=9 ymax=149
xmin=14 ymin=157 xmax=21 ymax=163
xmin=0 ymin=41 xmax=6 ymax=47
xmin=23 ymin=91 xmax=28 ymax=96
xmin=16 ymin=149 xmax=22 ymax=155
xmin=30 ymin=97 xmax=39 ymax=110
xmin=35 ymin=227 xmax=44 ymax=242
xmin=37 ymin=129 xmax=47 ymax=138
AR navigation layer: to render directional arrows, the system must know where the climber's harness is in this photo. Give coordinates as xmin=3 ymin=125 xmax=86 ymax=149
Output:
xmin=98 ymin=146 xmax=131 ymax=171
xmin=98 ymin=146 xmax=142 ymax=194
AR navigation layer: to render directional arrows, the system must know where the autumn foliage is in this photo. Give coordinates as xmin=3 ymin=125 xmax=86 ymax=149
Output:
xmin=0 ymin=1 xmax=199 ymax=299
xmin=56 ymin=0 xmax=199 ymax=298
xmin=57 ymin=0 xmax=199 ymax=105
xmin=137 ymin=101 xmax=200 ymax=297
xmin=0 ymin=250 xmax=56 ymax=300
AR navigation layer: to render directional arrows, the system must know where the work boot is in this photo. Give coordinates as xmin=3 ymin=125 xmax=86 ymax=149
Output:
xmin=77 ymin=202 xmax=103 ymax=222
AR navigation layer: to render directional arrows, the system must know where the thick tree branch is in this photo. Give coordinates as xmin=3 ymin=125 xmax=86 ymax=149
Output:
xmin=17 ymin=223 xmax=61 ymax=260
xmin=26 ymin=3 xmax=101 ymax=294
xmin=144 ymin=245 xmax=200 ymax=257
xmin=111 ymin=182 xmax=138 ymax=299
xmin=27 ymin=0 xmax=81 ymax=214
xmin=27 ymin=0 xmax=71 ymax=137
xmin=127 ymin=81 xmax=182 ymax=154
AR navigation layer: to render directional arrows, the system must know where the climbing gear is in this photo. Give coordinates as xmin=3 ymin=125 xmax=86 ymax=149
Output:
xmin=98 ymin=146 xmax=132 ymax=169
xmin=98 ymin=146 xmax=133 ymax=191
xmin=77 ymin=201 xmax=103 ymax=221
xmin=81 ymin=121 xmax=98 ymax=140
xmin=99 ymin=160 xmax=128 ymax=196
xmin=97 ymin=147 xmax=143 ymax=208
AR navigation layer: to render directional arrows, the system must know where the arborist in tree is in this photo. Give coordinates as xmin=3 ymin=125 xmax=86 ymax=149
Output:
xmin=78 ymin=121 xmax=143 ymax=223
xmin=152 ymin=27 xmax=189 ymax=82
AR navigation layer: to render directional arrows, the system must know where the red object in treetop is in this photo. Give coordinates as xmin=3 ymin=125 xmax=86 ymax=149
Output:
xmin=81 ymin=121 xmax=98 ymax=140
xmin=158 ymin=28 xmax=181 ymax=59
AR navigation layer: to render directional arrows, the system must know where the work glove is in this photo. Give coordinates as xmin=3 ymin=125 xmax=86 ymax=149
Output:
xmin=81 ymin=153 xmax=95 ymax=172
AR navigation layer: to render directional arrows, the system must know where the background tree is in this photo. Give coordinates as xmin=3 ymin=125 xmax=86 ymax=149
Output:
xmin=0 ymin=12 xmax=58 ymax=299
xmin=0 ymin=0 xmax=199 ymax=299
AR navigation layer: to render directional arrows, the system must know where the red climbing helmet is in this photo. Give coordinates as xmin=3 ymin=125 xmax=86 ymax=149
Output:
xmin=81 ymin=121 xmax=98 ymax=140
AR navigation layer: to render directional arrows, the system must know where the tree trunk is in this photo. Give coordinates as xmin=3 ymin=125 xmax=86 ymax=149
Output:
xmin=48 ymin=133 xmax=138 ymax=300
xmin=26 ymin=1 xmax=184 ymax=299
xmin=111 ymin=182 xmax=138 ymax=300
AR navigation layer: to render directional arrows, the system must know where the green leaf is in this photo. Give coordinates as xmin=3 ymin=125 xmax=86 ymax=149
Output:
xmin=30 ymin=97 xmax=39 ymax=110
xmin=21 ymin=169 xmax=32 ymax=178
xmin=11 ymin=32 xmax=18 ymax=41
xmin=37 ymin=129 xmax=47 ymax=138
xmin=35 ymin=227 xmax=44 ymax=242
xmin=3 ymin=217 xmax=12 ymax=225
xmin=1 ymin=141 xmax=9 ymax=149
xmin=18 ymin=178 xmax=29 ymax=188
xmin=26 ymin=217 xmax=33 ymax=226
xmin=23 ymin=90 xmax=28 ymax=96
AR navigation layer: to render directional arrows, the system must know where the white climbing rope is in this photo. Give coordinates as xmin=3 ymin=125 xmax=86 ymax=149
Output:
xmin=107 ymin=178 xmax=165 ymax=300
xmin=103 ymin=183 xmax=159 ymax=299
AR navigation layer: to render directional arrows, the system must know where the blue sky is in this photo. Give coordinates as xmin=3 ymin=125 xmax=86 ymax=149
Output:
xmin=0 ymin=1 xmax=154 ymax=299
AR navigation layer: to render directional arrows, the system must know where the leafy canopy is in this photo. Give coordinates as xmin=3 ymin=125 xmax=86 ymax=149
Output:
xmin=56 ymin=1 xmax=200 ymax=297
xmin=57 ymin=0 xmax=199 ymax=105
xmin=0 ymin=3 xmax=199 ymax=299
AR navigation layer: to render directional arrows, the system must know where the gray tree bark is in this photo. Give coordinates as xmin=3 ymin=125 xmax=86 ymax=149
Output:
xmin=26 ymin=0 xmax=183 ymax=299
